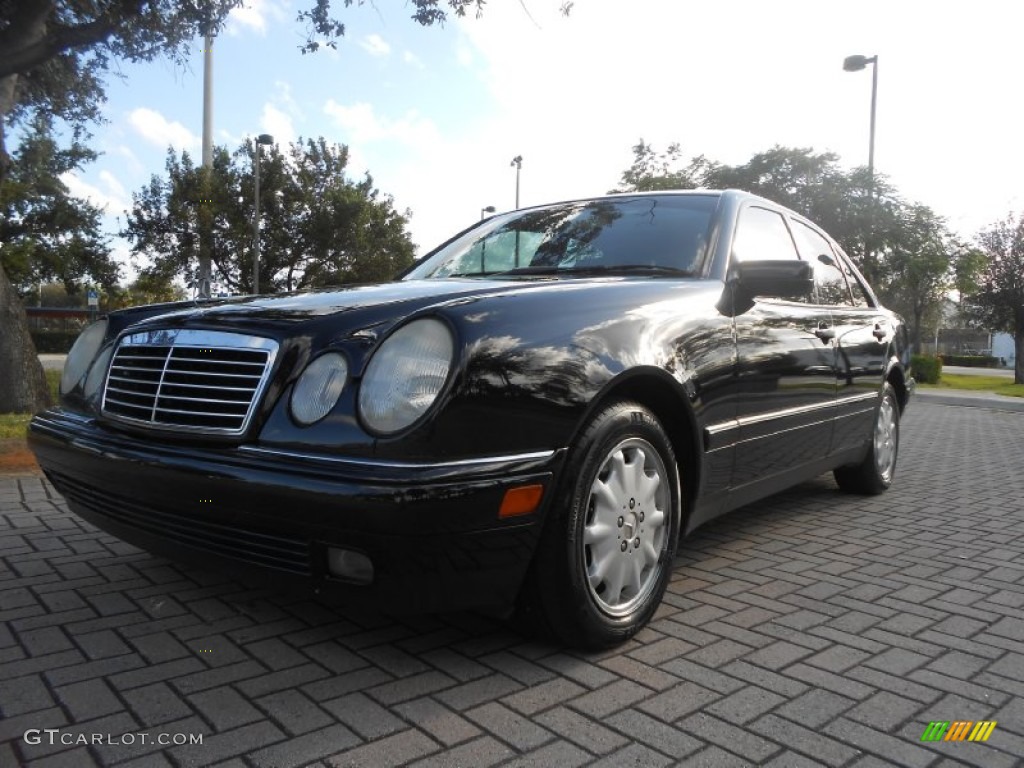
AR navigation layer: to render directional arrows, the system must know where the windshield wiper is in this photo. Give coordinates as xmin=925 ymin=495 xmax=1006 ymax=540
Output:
xmin=501 ymin=264 xmax=691 ymax=277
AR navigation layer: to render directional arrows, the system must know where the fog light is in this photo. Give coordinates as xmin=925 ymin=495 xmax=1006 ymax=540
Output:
xmin=499 ymin=484 xmax=544 ymax=518
xmin=327 ymin=547 xmax=374 ymax=585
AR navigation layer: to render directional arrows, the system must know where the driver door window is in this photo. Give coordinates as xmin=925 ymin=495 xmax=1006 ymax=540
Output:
xmin=732 ymin=206 xmax=801 ymax=263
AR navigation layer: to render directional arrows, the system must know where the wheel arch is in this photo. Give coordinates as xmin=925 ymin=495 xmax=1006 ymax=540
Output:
xmin=573 ymin=368 xmax=702 ymax=519
xmin=885 ymin=361 xmax=909 ymax=412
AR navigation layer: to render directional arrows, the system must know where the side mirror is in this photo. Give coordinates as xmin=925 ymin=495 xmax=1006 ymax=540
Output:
xmin=717 ymin=259 xmax=813 ymax=316
xmin=731 ymin=259 xmax=814 ymax=300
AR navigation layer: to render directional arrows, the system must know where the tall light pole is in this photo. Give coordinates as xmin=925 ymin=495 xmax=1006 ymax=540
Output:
xmin=843 ymin=53 xmax=878 ymax=277
xmin=480 ymin=205 xmax=496 ymax=220
xmin=252 ymin=133 xmax=273 ymax=295
xmin=510 ymin=155 xmax=522 ymax=209
xmin=197 ymin=29 xmax=215 ymax=299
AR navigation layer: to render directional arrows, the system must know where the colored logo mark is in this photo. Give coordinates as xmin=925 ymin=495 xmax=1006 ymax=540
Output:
xmin=920 ymin=721 xmax=997 ymax=742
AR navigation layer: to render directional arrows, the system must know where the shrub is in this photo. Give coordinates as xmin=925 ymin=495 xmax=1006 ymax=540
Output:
xmin=939 ymin=354 xmax=999 ymax=368
xmin=912 ymin=354 xmax=942 ymax=384
xmin=30 ymin=331 xmax=80 ymax=354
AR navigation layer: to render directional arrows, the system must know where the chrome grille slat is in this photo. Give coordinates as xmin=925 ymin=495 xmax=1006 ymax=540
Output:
xmin=101 ymin=330 xmax=278 ymax=436
xmin=161 ymin=372 xmax=262 ymax=382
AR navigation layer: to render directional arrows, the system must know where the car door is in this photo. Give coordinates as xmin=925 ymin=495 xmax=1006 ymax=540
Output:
xmin=729 ymin=205 xmax=837 ymax=489
xmin=827 ymin=245 xmax=891 ymax=454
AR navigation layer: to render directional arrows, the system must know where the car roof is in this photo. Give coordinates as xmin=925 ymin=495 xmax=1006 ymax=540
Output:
xmin=507 ymin=188 xmax=779 ymax=214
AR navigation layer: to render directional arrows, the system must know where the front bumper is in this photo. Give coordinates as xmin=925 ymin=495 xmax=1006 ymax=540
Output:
xmin=29 ymin=409 xmax=564 ymax=613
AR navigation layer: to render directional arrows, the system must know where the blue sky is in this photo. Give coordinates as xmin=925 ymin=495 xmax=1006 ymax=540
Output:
xmin=59 ymin=0 xmax=1023 ymax=282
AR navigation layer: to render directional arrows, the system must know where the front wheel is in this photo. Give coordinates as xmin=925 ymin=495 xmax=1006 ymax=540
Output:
xmin=518 ymin=401 xmax=682 ymax=649
xmin=834 ymin=382 xmax=900 ymax=495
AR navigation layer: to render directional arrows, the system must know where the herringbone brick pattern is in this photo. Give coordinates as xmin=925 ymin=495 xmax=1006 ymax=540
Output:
xmin=1 ymin=401 xmax=1022 ymax=767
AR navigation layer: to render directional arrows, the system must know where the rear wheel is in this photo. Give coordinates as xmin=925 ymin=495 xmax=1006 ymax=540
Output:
xmin=834 ymin=382 xmax=900 ymax=495
xmin=518 ymin=401 xmax=681 ymax=649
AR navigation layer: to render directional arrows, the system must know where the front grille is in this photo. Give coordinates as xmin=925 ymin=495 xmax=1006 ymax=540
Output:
xmin=101 ymin=329 xmax=278 ymax=435
xmin=50 ymin=471 xmax=311 ymax=575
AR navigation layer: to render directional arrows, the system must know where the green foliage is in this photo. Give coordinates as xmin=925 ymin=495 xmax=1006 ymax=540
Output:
xmin=0 ymin=413 xmax=32 ymax=436
xmin=872 ymin=203 xmax=951 ymax=354
xmin=964 ymin=212 xmax=1024 ymax=384
xmin=612 ymin=140 xmax=714 ymax=193
xmin=911 ymin=354 xmax=942 ymax=384
xmin=122 ymin=138 xmax=416 ymax=293
xmin=0 ymin=115 xmax=117 ymax=296
xmin=107 ymin=275 xmax=187 ymax=309
xmin=940 ymin=354 xmax=1000 ymax=368
xmin=29 ymin=331 xmax=80 ymax=354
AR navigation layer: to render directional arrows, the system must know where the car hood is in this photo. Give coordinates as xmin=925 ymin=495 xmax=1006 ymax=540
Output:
xmin=121 ymin=279 xmax=514 ymax=327
xmin=117 ymin=276 xmax=718 ymax=341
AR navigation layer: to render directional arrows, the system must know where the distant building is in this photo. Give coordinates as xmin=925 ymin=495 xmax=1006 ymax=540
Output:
xmin=920 ymin=298 xmax=1012 ymax=366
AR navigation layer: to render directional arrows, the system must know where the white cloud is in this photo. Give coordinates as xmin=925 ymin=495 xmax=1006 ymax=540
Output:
xmin=61 ymin=171 xmax=129 ymax=215
xmin=128 ymin=107 xmax=199 ymax=151
xmin=360 ymin=33 xmax=391 ymax=57
xmin=323 ymin=100 xmax=439 ymax=150
xmin=455 ymin=42 xmax=474 ymax=68
xmin=273 ymin=80 xmax=304 ymax=121
xmin=226 ymin=0 xmax=285 ymax=36
xmin=261 ymin=103 xmax=295 ymax=146
xmin=402 ymin=50 xmax=425 ymax=70
xmin=112 ymin=145 xmax=143 ymax=174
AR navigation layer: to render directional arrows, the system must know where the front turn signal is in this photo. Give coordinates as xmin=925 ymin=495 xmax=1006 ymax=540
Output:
xmin=499 ymin=484 xmax=544 ymax=518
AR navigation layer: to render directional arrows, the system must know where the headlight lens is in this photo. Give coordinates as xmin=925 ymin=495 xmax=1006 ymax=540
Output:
xmin=359 ymin=318 xmax=454 ymax=434
xmin=83 ymin=345 xmax=113 ymax=400
xmin=60 ymin=320 xmax=108 ymax=395
xmin=291 ymin=352 xmax=349 ymax=425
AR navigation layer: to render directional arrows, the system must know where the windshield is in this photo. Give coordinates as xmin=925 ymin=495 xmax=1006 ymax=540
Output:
xmin=405 ymin=194 xmax=718 ymax=280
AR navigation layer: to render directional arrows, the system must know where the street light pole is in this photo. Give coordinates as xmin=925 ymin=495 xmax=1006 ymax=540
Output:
xmin=252 ymin=133 xmax=273 ymax=295
xmin=480 ymin=205 xmax=496 ymax=220
xmin=510 ymin=155 xmax=522 ymax=209
xmin=197 ymin=29 xmax=215 ymax=299
xmin=843 ymin=54 xmax=878 ymax=280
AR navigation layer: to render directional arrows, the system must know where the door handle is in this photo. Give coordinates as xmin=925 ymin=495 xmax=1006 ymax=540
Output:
xmin=873 ymin=324 xmax=887 ymax=341
xmin=814 ymin=325 xmax=835 ymax=342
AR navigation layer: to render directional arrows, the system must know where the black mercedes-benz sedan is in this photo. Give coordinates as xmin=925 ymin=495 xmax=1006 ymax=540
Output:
xmin=30 ymin=190 xmax=913 ymax=648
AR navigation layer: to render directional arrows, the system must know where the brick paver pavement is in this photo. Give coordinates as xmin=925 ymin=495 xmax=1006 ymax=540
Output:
xmin=1 ymin=400 xmax=1022 ymax=767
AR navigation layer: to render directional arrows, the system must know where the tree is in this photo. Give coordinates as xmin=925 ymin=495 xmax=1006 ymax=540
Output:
xmin=1 ymin=115 xmax=118 ymax=297
xmin=0 ymin=0 xmax=240 ymax=413
xmin=872 ymin=204 xmax=951 ymax=354
xmin=612 ymin=140 xmax=713 ymax=193
xmin=967 ymin=213 xmax=1024 ymax=383
xmin=613 ymin=141 xmax=962 ymax=349
xmin=123 ymin=138 xmax=415 ymax=293
xmin=2 ymin=0 xmax=564 ymax=412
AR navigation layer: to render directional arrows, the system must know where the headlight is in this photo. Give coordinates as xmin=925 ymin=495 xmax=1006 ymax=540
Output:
xmin=83 ymin=345 xmax=113 ymax=400
xmin=291 ymin=352 xmax=349 ymax=425
xmin=60 ymin=320 xmax=108 ymax=395
xmin=358 ymin=318 xmax=454 ymax=435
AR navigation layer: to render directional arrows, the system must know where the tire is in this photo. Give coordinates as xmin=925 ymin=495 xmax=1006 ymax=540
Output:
xmin=517 ymin=401 xmax=682 ymax=649
xmin=834 ymin=381 xmax=900 ymax=495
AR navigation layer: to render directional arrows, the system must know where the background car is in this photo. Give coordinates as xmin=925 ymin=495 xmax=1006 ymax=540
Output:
xmin=31 ymin=189 xmax=913 ymax=648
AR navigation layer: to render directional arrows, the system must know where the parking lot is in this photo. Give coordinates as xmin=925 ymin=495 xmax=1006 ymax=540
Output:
xmin=2 ymin=399 xmax=1023 ymax=768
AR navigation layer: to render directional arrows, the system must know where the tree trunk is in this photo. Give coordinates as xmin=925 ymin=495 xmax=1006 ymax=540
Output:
xmin=1 ymin=70 xmax=50 ymax=413
xmin=0 ymin=261 xmax=51 ymax=413
xmin=910 ymin=308 xmax=923 ymax=355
